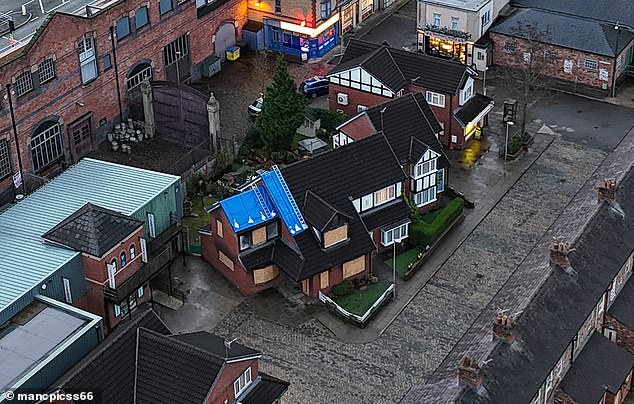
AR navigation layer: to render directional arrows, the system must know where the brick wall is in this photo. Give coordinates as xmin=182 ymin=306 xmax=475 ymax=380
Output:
xmin=604 ymin=313 xmax=634 ymax=355
xmin=490 ymin=32 xmax=625 ymax=91
xmin=0 ymin=0 xmax=247 ymax=193
xmin=309 ymin=253 xmax=371 ymax=297
xmin=328 ymin=83 xmax=395 ymax=116
xmin=248 ymin=0 xmax=315 ymax=27
xmin=553 ymin=388 xmax=579 ymax=404
xmin=207 ymin=359 xmax=260 ymax=403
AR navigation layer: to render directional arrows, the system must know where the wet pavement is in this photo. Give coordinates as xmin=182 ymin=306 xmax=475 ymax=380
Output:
xmin=360 ymin=0 xmax=418 ymax=51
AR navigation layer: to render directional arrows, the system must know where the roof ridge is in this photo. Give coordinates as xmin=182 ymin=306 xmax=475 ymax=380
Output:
xmin=141 ymin=327 xmax=226 ymax=364
xmin=385 ymin=48 xmax=407 ymax=84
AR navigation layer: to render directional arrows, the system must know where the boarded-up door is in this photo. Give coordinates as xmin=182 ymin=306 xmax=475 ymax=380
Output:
xmin=215 ymin=23 xmax=236 ymax=61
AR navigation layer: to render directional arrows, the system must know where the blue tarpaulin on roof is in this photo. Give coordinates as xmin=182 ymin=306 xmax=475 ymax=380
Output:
xmin=260 ymin=166 xmax=307 ymax=236
xmin=220 ymin=185 xmax=277 ymax=232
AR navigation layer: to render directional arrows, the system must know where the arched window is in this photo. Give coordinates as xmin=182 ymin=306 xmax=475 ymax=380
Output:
xmin=30 ymin=120 xmax=63 ymax=172
xmin=120 ymin=251 xmax=127 ymax=267
xmin=130 ymin=244 xmax=136 ymax=260
xmin=126 ymin=62 xmax=152 ymax=91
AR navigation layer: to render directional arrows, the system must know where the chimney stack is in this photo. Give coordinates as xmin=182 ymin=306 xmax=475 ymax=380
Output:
xmin=492 ymin=313 xmax=516 ymax=343
xmin=458 ymin=357 xmax=483 ymax=390
xmin=549 ymin=239 xmax=570 ymax=269
xmin=598 ymin=179 xmax=617 ymax=204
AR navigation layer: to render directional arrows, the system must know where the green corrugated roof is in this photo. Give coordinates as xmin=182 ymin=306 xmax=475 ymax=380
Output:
xmin=0 ymin=159 xmax=179 ymax=314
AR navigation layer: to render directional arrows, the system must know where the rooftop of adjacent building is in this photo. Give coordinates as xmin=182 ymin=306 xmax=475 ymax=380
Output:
xmin=418 ymin=0 xmax=494 ymax=12
xmin=0 ymin=296 xmax=101 ymax=399
xmin=0 ymin=158 xmax=179 ymax=322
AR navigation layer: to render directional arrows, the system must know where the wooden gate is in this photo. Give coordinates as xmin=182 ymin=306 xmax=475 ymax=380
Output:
xmin=150 ymin=80 xmax=210 ymax=147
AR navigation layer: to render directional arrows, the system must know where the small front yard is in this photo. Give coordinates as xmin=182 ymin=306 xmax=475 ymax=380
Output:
xmin=333 ymin=282 xmax=390 ymax=317
xmin=385 ymin=247 xmax=422 ymax=278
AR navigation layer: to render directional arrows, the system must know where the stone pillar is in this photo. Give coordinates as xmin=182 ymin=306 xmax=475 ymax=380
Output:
xmin=207 ymin=92 xmax=220 ymax=155
xmin=140 ymin=80 xmax=155 ymax=138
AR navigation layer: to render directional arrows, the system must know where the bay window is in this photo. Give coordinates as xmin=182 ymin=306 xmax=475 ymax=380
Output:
xmin=381 ymin=221 xmax=409 ymax=246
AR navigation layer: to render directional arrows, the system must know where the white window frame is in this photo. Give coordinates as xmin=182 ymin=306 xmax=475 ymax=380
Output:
xmin=126 ymin=64 xmax=153 ymax=90
xmin=62 ymin=277 xmax=72 ymax=303
xmin=38 ymin=58 xmax=56 ymax=84
xmin=78 ymin=37 xmax=97 ymax=83
xmin=584 ymin=58 xmax=598 ymax=71
xmin=114 ymin=304 xmax=121 ymax=317
xmin=147 ymin=213 xmax=156 ymax=238
xmin=381 ymin=222 xmax=409 ymax=246
xmin=451 ymin=17 xmax=459 ymax=30
xmin=15 ymin=71 xmax=33 ymax=97
xmin=138 ymin=286 xmax=144 ymax=298
xmin=437 ymin=168 xmax=444 ymax=192
xmin=233 ymin=367 xmax=252 ymax=398
xmin=425 ymin=91 xmax=445 ymax=108
xmin=373 ymin=185 xmax=396 ymax=206
xmin=433 ymin=13 xmax=441 ymax=26
xmin=30 ymin=122 xmax=64 ymax=172
xmin=414 ymin=186 xmax=437 ymax=207
xmin=413 ymin=158 xmax=436 ymax=179
xmin=361 ymin=194 xmax=373 ymax=211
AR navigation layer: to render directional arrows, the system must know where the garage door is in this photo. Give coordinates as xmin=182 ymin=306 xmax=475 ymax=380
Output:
xmin=215 ymin=23 xmax=236 ymax=61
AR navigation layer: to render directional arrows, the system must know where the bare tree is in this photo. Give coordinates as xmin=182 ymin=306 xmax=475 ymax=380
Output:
xmin=501 ymin=22 xmax=554 ymax=137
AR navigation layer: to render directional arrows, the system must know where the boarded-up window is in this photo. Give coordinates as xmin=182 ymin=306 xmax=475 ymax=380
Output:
xmin=219 ymin=250 xmax=234 ymax=270
xmin=216 ymin=220 xmax=223 ymax=238
xmin=320 ymin=271 xmax=329 ymax=289
xmin=324 ymin=224 xmax=348 ymax=248
xmin=301 ymin=279 xmax=310 ymax=295
xmin=252 ymin=226 xmax=267 ymax=245
xmin=253 ymin=265 xmax=279 ymax=284
xmin=343 ymin=255 xmax=365 ymax=279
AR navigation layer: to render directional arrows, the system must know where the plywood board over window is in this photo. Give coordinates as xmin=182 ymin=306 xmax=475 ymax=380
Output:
xmin=216 ymin=220 xmax=223 ymax=238
xmin=343 ymin=255 xmax=366 ymax=279
xmin=320 ymin=271 xmax=329 ymax=289
xmin=219 ymin=250 xmax=234 ymax=270
xmin=252 ymin=226 xmax=267 ymax=245
xmin=253 ymin=265 xmax=279 ymax=284
xmin=324 ymin=224 xmax=348 ymax=247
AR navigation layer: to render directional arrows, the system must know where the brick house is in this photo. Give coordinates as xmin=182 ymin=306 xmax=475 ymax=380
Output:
xmin=326 ymin=39 xmax=494 ymax=149
xmin=0 ymin=0 xmax=247 ymax=204
xmin=402 ymin=176 xmax=634 ymax=404
xmin=49 ymin=309 xmax=289 ymax=404
xmin=201 ymin=134 xmax=410 ymax=298
xmin=489 ymin=7 xmax=634 ymax=94
xmin=334 ymin=93 xmax=451 ymax=216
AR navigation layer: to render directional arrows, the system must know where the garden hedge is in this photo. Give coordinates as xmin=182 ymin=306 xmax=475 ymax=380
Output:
xmin=411 ymin=198 xmax=464 ymax=247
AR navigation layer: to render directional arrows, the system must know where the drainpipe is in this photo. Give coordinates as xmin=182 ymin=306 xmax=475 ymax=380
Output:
xmin=6 ymin=83 xmax=25 ymax=197
xmin=109 ymin=26 xmax=124 ymax=122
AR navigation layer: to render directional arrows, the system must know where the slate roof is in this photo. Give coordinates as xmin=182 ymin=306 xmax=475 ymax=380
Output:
xmin=360 ymin=199 xmax=411 ymax=231
xmin=490 ymin=8 xmax=634 ymax=57
xmin=240 ymin=372 xmax=290 ymax=404
xmin=608 ymin=275 xmax=634 ymax=330
xmin=239 ymin=238 xmax=304 ymax=275
xmin=303 ymin=190 xmax=351 ymax=232
xmin=453 ymin=94 xmax=495 ymax=128
xmin=328 ymin=39 xmax=469 ymax=95
xmin=558 ymin=332 xmax=634 ymax=404
xmin=58 ymin=309 xmax=171 ymax=404
xmin=362 ymin=93 xmax=450 ymax=169
xmin=402 ymin=127 xmax=634 ymax=403
xmin=135 ymin=328 xmax=224 ymax=404
xmin=42 ymin=203 xmax=143 ymax=257
xmin=171 ymin=331 xmax=261 ymax=362
xmin=511 ymin=0 xmax=634 ymax=29
xmin=281 ymin=135 xmax=406 ymax=280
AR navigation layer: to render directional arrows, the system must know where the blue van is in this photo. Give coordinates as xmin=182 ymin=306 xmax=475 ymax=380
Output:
xmin=300 ymin=76 xmax=330 ymax=98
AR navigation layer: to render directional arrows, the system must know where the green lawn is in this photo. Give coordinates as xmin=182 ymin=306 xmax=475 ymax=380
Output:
xmin=183 ymin=194 xmax=216 ymax=246
xmin=385 ymin=247 xmax=422 ymax=277
xmin=334 ymin=282 xmax=390 ymax=316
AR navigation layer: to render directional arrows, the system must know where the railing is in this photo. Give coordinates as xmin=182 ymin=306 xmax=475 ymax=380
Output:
xmin=318 ymin=284 xmax=394 ymax=327
xmin=422 ymin=24 xmax=471 ymax=41
xmin=104 ymin=242 xmax=172 ymax=303
xmin=153 ymin=221 xmax=183 ymax=245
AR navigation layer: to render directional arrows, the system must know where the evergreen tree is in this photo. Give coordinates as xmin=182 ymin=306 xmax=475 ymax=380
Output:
xmin=255 ymin=58 xmax=306 ymax=151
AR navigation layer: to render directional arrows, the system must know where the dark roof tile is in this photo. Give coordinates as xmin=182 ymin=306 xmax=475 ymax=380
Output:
xmin=240 ymin=372 xmax=290 ymax=404
xmin=170 ymin=331 xmax=261 ymax=362
xmin=453 ymin=93 xmax=495 ymax=128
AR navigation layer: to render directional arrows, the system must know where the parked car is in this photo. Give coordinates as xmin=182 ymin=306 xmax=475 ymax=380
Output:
xmin=300 ymin=76 xmax=329 ymax=98
xmin=248 ymin=96 xmax=264 ymax=118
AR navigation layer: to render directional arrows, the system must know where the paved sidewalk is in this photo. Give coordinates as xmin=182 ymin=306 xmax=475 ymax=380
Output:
xmin=315 ymin=132 xmax=554 ymax=342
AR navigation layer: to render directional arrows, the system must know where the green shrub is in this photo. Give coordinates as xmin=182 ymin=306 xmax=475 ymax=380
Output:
xmin=507 ymin=135 xmax=523 ymax=155
xmin=410 ymin=198 xmax=464 ymax=247
xmin=332 ymin=280 xmax=353 ymax=297
xmin=309 ymin=108 xmax=347 ymax=134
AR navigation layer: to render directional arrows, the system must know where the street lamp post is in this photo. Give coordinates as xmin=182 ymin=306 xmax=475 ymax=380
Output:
xmin=504 ymin=121 xmax=514 ymax=175
xmin=612 ymin=22 xmax=620 ymax=98
xmin=175 ymin=51 xmax=184 ymax=128
xmin=483 ymin=66 xmax=489 ymax=96
xmin=392 ymin=239 xmax=397 ymax=298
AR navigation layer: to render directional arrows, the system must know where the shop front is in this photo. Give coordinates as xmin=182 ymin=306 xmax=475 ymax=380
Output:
xmin=265 ymin=14 xmax=339 ymax=59
xmin=418 ymin=26 xmax=473 ymax=64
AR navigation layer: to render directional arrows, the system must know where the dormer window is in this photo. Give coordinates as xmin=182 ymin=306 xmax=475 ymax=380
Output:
xmin=233 ymin=367 xmax=252 ymax=398
xmin=323 ymin=224 xmax=348 ymax=248
xmin=239 ymin=233 xmax=251 ymax=251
